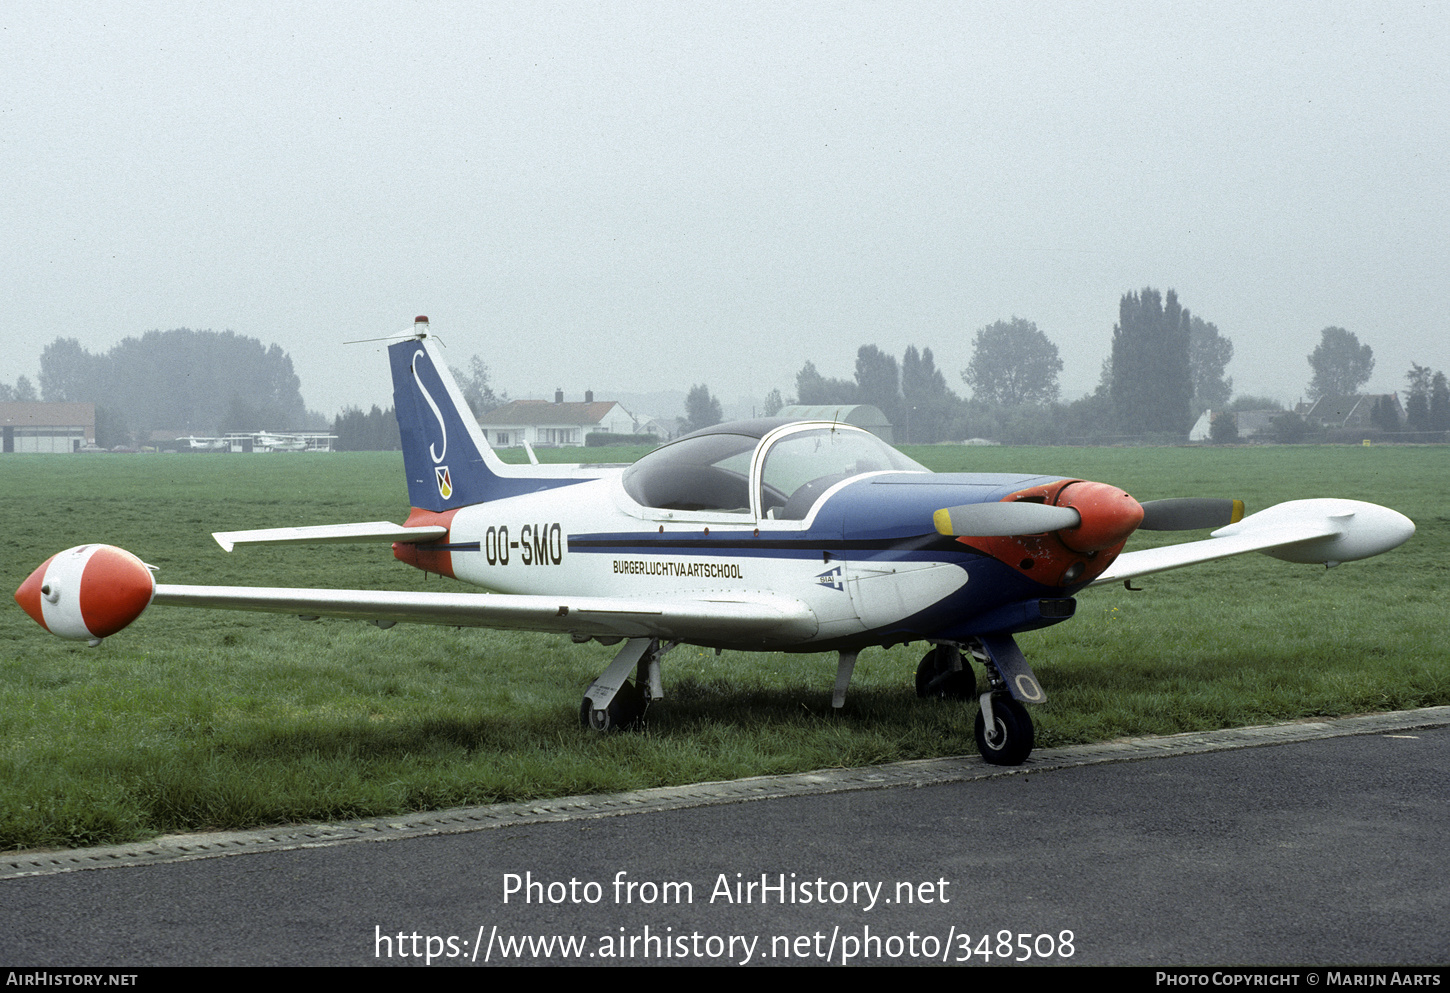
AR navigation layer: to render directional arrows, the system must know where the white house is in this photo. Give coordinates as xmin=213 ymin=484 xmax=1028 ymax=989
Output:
xmin=478 ymin=391 xmax=636 ymax=447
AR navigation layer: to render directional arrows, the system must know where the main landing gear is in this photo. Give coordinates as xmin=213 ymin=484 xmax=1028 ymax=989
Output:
xmin=580 ymin=679 xmax=647 ymax=731
xmin=579 ymin=637 xmax=676 ymax=731
xmin=578 ymin=634 xmax=1045 ymax=768
xmin=915 ymin=644 xmax=975 ymax=699
xmin=918 ymin=635 xmax=1046 ymax=767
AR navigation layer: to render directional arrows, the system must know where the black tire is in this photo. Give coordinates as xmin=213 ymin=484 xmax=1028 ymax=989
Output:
xmin=580 ymin=681 xmax=646 ymax=731
xmin=974 ymin=696 xmax=1034 ymax=765
xmin=915 ymin=647 xmax=975 ymax=700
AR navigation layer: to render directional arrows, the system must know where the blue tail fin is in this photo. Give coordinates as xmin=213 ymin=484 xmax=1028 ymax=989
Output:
xmin=389 ymin=322 xmax=578 ymax=510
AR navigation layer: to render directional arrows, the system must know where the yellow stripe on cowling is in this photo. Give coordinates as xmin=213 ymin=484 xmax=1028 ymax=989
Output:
xmin=1231 ymin=499 xmax=1245 ymax=524
xmin=933 ymin=508 xmax=954 ymax=536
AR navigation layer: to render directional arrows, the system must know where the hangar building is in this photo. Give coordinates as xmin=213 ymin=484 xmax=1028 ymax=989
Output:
xmin=0 ymin=402 xmax=97 ymax=453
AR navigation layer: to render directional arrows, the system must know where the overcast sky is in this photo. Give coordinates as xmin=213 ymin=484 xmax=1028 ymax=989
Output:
xmin=3 ymin=1 xmax=1446 ymax=419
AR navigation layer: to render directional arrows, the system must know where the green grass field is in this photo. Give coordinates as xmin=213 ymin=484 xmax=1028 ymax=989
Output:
xmin=1 ymin=444 xmax=1445 ymax=850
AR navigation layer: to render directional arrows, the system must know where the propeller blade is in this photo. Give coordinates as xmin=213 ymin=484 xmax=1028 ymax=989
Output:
xmin=933 ymin=502 xmax=1083 ymax=537
xmin=1138 ymin=498 xmax=1245 ymax=531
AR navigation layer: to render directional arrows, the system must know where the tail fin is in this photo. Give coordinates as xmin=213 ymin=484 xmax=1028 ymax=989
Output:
xmin=389 ymin=319 xmax=576 ymax=510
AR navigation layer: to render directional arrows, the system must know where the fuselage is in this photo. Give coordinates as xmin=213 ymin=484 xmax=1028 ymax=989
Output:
xmin=393 ymin=420 xmax=1119 ymax=652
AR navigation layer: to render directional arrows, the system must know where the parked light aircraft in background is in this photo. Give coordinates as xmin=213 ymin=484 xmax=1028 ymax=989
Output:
xmin=15 ymin=318 xmax=1416 ymax=764
xmin=254 ymin=431 xmax=309 ymax=453
xmin=180 ymin=435 xmax=229 ymax=452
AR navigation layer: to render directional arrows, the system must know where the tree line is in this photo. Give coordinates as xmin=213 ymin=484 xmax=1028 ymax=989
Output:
xmin=1402 ymin=364 xmax=1450 ymax=433
xmin=725 ymin=288 xmax=1433 ymax=446
xmin=720 ymin=288 xmax=1234 ymax=444
xmin=6 ymin=301 xmax=1431 ymax=452
xmin=20 ymin=330 xmax=313 ymax=447
xmin=0 ymin=330 xmax=514 ymax=451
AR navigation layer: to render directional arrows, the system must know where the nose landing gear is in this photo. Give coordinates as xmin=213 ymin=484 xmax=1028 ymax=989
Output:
xmin=917 ymin=635 xmax=1045 ymax=766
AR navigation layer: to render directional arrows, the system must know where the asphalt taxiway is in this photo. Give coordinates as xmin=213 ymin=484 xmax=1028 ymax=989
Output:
xmin=3 ymin=708 xmax=1447 ymax=966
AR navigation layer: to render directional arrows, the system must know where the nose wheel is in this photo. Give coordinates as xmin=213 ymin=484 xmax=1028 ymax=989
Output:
xmin=974 ymin=694 xmax=1034 ymax=766
xmin=921 ymin=636 xmax=1042 ymax=766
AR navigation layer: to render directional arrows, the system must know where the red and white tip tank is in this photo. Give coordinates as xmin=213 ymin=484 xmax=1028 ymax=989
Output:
xmin=14 ymin=544 xmax=156 ymax=645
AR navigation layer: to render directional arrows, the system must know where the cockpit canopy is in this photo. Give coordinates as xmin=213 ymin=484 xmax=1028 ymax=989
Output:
xmin=622 ymin=419 xmax=927 ymax=520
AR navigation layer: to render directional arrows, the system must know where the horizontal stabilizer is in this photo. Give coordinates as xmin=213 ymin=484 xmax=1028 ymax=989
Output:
xmin=213 ymin=522 xmax=448 ymax=553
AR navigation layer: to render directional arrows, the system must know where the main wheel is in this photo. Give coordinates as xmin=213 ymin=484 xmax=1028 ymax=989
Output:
xmin=974 ymin=696 xmax=1034 ymax=765
xmin=579 ymin=681 xmax=646 ymax=731
xmin=915 ymin=647 xmax=975 ymax=699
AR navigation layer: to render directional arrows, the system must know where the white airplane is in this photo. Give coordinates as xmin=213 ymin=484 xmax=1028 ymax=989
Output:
xmin=14 ymin=318 xmax=1416 ymax=765
xmin=255 ymin=431 xmax=309 ymax=452
xmin=180 ymin=435 xmax=228 ymax=452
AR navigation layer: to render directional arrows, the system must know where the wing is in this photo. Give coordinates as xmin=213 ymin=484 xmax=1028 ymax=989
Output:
xmin=151 ymin=584 xmax=817 ymax=646
xmin=1090 ymin=498 xmax=1414 ymax=586
xmin=17 ymin=542 xmax=815 ymax=647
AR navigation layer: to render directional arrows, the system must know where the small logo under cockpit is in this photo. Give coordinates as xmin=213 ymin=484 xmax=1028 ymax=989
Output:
xmin=814 ymin=566 xmax=844 ymax=592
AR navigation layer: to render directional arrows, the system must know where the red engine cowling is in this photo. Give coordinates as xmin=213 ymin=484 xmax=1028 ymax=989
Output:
xmin=964 ymin=480 xmax=1143 ymax=586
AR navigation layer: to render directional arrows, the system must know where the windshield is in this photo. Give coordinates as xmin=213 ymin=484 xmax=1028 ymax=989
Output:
xmin=760 ymin=427 xmax=926 ymax=520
